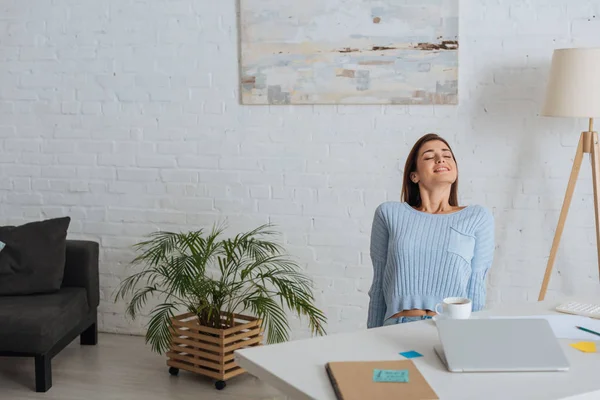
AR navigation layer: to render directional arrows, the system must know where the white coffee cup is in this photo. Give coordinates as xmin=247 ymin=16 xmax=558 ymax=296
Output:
xmin=434 ymin=297 xmax=472 ymax=319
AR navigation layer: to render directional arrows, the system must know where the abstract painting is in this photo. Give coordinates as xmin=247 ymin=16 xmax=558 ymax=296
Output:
xmin=240 ymin=0 xmax=458 ymax=105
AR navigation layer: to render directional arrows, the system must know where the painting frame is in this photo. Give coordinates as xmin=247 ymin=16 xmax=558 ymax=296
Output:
xmin=240 ymin=0 xmax=459 ymax=105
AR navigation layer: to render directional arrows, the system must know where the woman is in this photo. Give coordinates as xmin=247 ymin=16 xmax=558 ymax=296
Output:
xmin=367 ymin=133 xmax=495 ymax=328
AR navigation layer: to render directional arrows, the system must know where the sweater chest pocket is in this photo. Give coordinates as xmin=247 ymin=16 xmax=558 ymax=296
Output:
xmin=448 ymin=227 xmax=475 ymax=263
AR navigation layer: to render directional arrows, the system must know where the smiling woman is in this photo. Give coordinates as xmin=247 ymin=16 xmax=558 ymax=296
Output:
xmin=403 ymin=134 xmax=460 ymax=211
xmin=367 ymin=133 xmax=495 ymax=328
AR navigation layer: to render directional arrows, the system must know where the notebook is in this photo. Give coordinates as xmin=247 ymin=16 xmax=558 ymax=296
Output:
xmin=325 ymin=360 xmax=438 ymax=400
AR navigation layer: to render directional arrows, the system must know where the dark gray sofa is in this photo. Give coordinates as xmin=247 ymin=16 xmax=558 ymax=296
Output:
xmin=0 ymin=240 xmax=99 ymax=392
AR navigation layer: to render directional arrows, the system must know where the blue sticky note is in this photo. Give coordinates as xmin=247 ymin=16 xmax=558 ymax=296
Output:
xmin=399 ymin=350 xmax=423 ymax=359
xmin=0 ymin=241 xmax=4 ymax=252
xmin=373 ymin=369 xmax=409 ymax=383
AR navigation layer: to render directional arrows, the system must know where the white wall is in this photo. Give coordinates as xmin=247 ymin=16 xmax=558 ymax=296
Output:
xmin=1 ymin=0 xmax=600 ymax=338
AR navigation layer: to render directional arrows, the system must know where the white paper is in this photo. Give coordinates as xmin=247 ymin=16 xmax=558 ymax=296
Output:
xmin=487 ymin=314 xmax=600 ymax=341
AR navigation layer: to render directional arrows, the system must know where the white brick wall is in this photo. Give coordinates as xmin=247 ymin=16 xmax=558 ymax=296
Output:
xmin=1 ymin=0 xmax=600 ymax=338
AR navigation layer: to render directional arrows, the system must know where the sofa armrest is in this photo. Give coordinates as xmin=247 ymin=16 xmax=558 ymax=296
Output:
xmin=61 ymin=240 xmax=99 ymax=309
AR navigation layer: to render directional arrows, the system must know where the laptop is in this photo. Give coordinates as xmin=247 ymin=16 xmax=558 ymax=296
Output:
xmin=434 ymin=318 xmax=570 ymax=372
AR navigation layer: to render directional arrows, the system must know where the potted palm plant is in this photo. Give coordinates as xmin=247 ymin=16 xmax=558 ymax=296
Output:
xmin=115 ymin=224 xmax=327 ymax=390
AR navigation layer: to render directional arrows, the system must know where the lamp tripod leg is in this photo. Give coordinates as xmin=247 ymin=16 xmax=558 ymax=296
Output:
xmin=590 ymin=131 xmax=600 ymax=283
xmin=539 ymin=133 xmax=585 ymax=301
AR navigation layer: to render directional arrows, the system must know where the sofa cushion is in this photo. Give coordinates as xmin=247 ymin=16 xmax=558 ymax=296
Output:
xmin=0 ymin=287 xmax=89 ymax=353
xmin=0 ymin=217 xmax=70 ymax=295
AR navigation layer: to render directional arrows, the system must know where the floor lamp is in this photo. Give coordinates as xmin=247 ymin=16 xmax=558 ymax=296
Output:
xmin=538 ymin=48 xmax=600 ymax=301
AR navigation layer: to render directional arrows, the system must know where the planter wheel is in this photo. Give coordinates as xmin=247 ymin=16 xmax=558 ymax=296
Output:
xmin=168 ymin=367 xmax=179 ymax=376
xmin=215 ymin=380 xmax=226 ymax=390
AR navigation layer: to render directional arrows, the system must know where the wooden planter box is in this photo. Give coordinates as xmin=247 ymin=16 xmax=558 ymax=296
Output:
xmin=166 ymin=312 xmax=263 ymax=389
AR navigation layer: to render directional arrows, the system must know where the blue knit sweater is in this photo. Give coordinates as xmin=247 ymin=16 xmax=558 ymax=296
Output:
xmin=367 ymin=202 xmax=495 ymax=328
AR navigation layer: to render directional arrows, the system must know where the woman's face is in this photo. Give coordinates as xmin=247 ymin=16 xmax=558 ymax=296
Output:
xmin=411 ymin=140 xmax=457 ymax=188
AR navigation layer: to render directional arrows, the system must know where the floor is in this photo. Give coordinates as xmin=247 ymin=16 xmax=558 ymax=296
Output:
xmin=0 ymin=333 xmax=288 ymax=400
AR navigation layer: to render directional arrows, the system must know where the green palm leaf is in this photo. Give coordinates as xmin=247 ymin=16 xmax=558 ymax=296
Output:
xmin=146 ymin=302 xmax=177 ymax=354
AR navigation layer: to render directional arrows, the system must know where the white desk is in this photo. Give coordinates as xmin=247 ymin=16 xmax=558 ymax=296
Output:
xmin=235 ymin=299 xmax=600 ymax=400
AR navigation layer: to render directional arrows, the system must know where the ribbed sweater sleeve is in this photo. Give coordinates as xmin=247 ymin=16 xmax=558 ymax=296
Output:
xmin=467 ymin=208 xmax=495 ymax=311
xmin=367 ymin=205 xmax=388 ymax=328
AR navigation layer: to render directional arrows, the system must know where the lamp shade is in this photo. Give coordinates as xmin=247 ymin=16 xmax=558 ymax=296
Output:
xmin=542 ymin=48 xmax=600 ymax=118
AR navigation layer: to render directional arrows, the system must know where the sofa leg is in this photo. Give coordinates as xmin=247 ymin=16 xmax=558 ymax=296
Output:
xmin=80 ymin=321 xmax=98 ymax=345
xmin=35 ymin=355 xmax=52 ymax=392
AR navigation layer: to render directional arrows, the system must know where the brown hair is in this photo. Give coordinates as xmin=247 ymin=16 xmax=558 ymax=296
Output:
xmin=401 ymin=133 xmax=459 ymax=208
